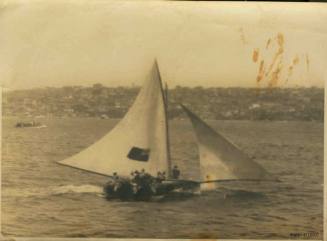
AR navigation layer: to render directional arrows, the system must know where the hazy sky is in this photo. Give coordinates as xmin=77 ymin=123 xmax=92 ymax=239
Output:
xmin=1 ymin=1 xmax=326 ymax=90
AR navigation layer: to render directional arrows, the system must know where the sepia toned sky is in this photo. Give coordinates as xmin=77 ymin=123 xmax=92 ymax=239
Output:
xmin=0 ymin=1 xmax=326 ymax=90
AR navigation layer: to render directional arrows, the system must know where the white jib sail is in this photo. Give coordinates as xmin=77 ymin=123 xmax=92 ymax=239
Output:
xmin=58 ymin=60 xmax=169 ymax=178
xmin=181 ymin=105 xmax=273 ymax=184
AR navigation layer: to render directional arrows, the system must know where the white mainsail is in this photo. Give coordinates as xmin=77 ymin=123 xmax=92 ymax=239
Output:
xmin=59 ymin=60 xmax=169 ymax=178
xmin=181 ymin=105 xmax=274 ymax=183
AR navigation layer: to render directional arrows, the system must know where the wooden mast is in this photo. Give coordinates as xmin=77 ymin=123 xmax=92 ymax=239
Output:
xmin=164 ymin=82 xmax=172 ymax=178
xmin=155 ymin=59 xmax=172 ymax=178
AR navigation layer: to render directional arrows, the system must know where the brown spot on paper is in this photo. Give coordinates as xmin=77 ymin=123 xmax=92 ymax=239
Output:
xmin=253 ymin=32 xmax=289 ymax=88
xmin=268 ymin=63 xmax=282 ymax=88
xmin=238 ymin=27 xmax=247 ymax=44
xmin=306 ymin=53 xmax=310 ymax=72
xmin=286 ymin=55 xmax=300 ymax=82
xmin=252 ymin=48 xmax=259 ymax=63
xmin=266 ymin=38 xmax=271 ymax=49
xmin=256 ymin=60 xmax=265 ymax=83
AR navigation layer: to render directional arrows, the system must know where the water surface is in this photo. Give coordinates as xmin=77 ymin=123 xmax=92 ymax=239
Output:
xmin=2 ymin=117 xmax=323 ymax=239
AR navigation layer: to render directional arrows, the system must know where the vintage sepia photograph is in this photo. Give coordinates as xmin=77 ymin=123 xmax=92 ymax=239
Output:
xmin=1 ymin=1 xmax=325 ymax=240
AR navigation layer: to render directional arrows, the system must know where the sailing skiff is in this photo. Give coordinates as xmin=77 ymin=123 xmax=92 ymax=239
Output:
xmin=58 ymin=60 xmax=276 ymax=200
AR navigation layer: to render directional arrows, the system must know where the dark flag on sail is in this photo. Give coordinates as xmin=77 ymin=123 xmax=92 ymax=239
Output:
xmin=127 ymin=147 xmax=150 ymax=162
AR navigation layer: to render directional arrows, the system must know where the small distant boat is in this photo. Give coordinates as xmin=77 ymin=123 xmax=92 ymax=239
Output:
xmin=15 ymin=121 xmax=46 ymax=128
xmin=100 ymin=114 xmax=109 ymax=119
xmin=58 ymin=59 xmax=277 ymax=201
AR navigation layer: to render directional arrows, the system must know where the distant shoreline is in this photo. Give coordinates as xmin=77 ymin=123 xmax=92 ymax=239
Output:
xmin=3 ymin=85 xmax=324 ymax=93
xmin=2 ymin=116 xmax=323 ymax=124
xmin=3 ymin=85 xmax=324 ymax=122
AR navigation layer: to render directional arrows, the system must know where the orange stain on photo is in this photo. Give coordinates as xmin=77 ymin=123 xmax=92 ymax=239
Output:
xmin=252 ymin=48 xmax=259 ymax=63
xmin=256 ymin=60 xmax=265 ymax=83
xmin=268 ymin=63 xmax=282 ymax=88
xmin=266 ymin=38 xmax=271 ymax=49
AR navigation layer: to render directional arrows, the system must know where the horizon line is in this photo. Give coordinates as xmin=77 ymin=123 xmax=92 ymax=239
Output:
xmin=2 ymin=84 xmax=324 ymax=92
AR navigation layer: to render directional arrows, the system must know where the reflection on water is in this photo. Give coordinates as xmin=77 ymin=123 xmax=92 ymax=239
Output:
xmin=2 ymin=117 xmax=323 ymax=238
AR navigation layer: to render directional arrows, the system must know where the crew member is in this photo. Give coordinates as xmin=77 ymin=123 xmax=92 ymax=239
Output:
xmin=156 ymin=171 xmax=164 ymax=183
xmin=161 ymin=171 xmax=166 ymax=181
xmin=133 ymin=170 xmax=141 ymax=184
xmin=112 ymin=172 xmax=120 ymax=191
xmin=113 ymin=172 xmax=119 ymax=180
xmin=140 ymin=169 xmax=146 ymax=175
xmin=172 ymin=165 xmax=180 ymax=179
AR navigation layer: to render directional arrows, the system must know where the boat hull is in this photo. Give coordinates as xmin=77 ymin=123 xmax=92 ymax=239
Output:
xmin=103 ymin=179 xmax=199 ymax=201
xmin=15 ymin=122 xmax=45 ymax=128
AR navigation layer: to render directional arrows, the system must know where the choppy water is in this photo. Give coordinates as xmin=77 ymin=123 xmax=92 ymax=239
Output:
xmin=2 ymin=117 xmax=323 ymax=239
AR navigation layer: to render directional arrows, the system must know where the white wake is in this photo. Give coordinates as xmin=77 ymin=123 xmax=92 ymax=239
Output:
xmin=3 ymin=184 xmax=104 ymax=198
